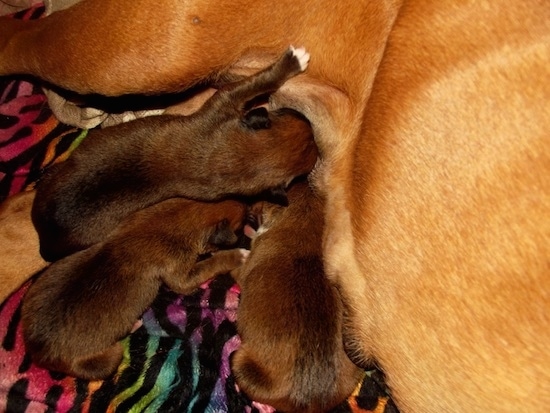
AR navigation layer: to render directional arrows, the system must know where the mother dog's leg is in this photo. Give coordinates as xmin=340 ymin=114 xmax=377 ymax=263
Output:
xmin=0 ymin=191 xmax=47 ymax=303
xmin=0 ymin=0 xmax=399 ymax=97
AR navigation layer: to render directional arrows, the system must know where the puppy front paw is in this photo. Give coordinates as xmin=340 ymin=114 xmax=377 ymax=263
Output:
xmin=289 ymin=45 xmax=310 ymax=71
xmin=238 ymin=248 xmax=251 ymax=264
xmin=209 ymin=248 xmax=250 ymax=271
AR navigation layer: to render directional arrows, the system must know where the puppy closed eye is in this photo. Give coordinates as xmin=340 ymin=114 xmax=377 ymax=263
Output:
xmin=242 ymin=107 xmax=271 ymax=130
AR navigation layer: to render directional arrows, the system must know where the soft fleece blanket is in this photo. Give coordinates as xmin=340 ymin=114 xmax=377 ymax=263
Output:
xmin=0 ymin=5 xmax=397 ymax=412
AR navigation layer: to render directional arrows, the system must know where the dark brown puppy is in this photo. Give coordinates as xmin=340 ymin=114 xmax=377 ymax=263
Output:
xmin=22 ymin=197 xmax=248 ymax=380
xmin=32 ymin=47 xmax=317 ymax=262
xmin=231 ymin=180 xmax=362 ymax=413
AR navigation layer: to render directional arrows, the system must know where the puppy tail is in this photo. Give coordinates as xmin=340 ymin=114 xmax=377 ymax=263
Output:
xmin=69 ymin=342 xmax=124 ymax=380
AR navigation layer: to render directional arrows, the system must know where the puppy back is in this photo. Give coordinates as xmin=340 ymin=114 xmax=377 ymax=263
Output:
xmin=236 ymin=180 xmax=361 ymax=411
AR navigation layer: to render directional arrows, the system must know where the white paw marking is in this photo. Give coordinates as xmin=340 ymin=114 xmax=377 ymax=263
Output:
xmin=256 ymin=224 xmax=269 ymax=237
xmin=239 ymin=248 xmax=251 ymax=263
xmin=289 ymin=45 xmax=310 ymax=71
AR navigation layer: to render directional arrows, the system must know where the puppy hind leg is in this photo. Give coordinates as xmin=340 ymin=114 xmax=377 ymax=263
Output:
xmin=232 ymin=348 xmax=293 ymax=411
xmin=70 ymin=342 xmax=124 ymax=380
xmin=211 ymin=47 xmax=310 ymax=112
xmin=232 ymin=349 xmax=273 ymax=393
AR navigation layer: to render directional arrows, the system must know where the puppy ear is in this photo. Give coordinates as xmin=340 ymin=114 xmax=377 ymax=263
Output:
xmin=242 ymin=107 xmax=271 ymax=130
xmin=209 ymin=219 xmax=239 ymax=246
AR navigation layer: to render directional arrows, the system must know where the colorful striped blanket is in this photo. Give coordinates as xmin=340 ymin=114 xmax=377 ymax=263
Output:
xmin=0 ymin=5 xmax=397 ymax=412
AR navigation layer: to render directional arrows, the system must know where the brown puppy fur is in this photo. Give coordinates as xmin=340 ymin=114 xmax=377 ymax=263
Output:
xmin=0 ymin=190 xmax=47 ymax=303
xmin=22 ymin=198 xmax=247 ymax=380
xmin=1 ymin=1 xmax=549 ymax=410
xmin=31 ymin=47 xmax=317 ymax=262
xmin=0 ymin=88 xmax=235 ymax=304
xmin=231 ymin=180 xmax=363 ymax=413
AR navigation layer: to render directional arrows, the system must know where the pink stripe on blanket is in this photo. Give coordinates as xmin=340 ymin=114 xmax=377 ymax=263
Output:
xmin=0 ymin=283 xmax=80 ymax=413
xmin=0 ymin=92 xmax=54 ymax=157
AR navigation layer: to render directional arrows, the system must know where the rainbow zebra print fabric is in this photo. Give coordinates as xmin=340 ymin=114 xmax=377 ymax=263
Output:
xmin=0 ymin=4 xmax=398 ymax=412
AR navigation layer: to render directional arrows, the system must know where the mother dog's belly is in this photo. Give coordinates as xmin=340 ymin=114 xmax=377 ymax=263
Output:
xmin=329 ymin=29 xmax=550 ymax=411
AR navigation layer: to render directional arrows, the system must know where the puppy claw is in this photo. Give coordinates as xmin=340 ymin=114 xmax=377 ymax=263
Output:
xmin=289 ymin=45 xmax=310 ymax=71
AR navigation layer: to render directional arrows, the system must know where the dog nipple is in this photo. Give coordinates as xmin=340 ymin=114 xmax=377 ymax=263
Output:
xmin=192 ymin=16 xmax=202 ymax=25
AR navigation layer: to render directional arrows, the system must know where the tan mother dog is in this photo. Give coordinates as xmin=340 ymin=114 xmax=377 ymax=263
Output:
xmin=0 ymin=190 xmax=47 ymax=303
xmin=0 ymin=0 xmax=548 ymax=411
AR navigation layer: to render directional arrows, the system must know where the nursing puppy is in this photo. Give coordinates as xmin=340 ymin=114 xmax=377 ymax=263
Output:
xmin=1 ymin=1 xmax=549 ymax=411
xmin=0 ymin=190 xmax=47 ymax=303
xmin=22 ymin=197 xmax=248 ymax=380
xmin=231 ymin=180 xmax=362 ymax=413
xmin=32 ymin=47 xmax=317 ymax=262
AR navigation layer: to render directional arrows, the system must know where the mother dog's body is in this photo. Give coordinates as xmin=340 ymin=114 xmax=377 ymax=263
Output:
xmin=0 ymin=0 xmax=548 ymax=411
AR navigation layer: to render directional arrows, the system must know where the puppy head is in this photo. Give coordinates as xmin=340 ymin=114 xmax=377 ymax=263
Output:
xmin=243 ymin=178 xmax=314 ymax=241
xmin=226 ymin=108 xmax=319 ymax=190
xmin=244 ymin=200 xmax=286 ymax=241
xmin=185 ymin=199 xmax=247 ymax=250
xmin=248 ymin=108 xmax=318 ymax=177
